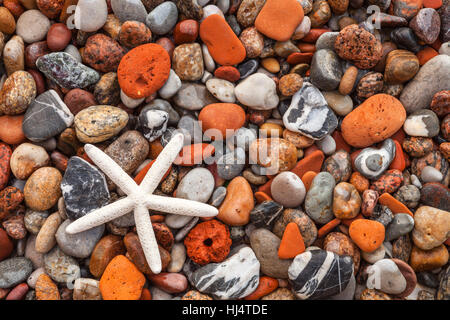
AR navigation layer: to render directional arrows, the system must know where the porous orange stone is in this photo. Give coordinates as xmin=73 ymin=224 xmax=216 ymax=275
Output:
xmin=278 ymin=222 xmax=306 ymax=259
xmin=349 ymin=219 xmax=385 ymax=252
xmin=218 ymin=176 xmax=254 ymax=226
xmin=199 ymin=103 xmax=246 ymax=141
xmin=255 ymin=0 xmax=304 ymax=42
xmin=318 ymin=218 xmax=341 ymax=238
xmin=301 ymin=171 xmax=317 ymax=192
xmin=117 ymin=43 xmax=171 ymax=99
xmin=99 ymin=255 xmax=145 ymax=300
xmin=199 ymin=14 xmax=246 ymax=66
xmin=378 ymin=193 xmax=413 ymax=217
xmin=416 ymin=47 xmax=439 ymax=65
xmin=350 ymin=172 xmax=370 ymax=193
xmin=35 ymin=274 xmax=60 ymax=300
xmin=389 ymin=140 xmax=406 ymax=171
xmin=174 ymin=143 xmax=215 ymax=166
xmin=341 ymin=94 xmax=406 ymax=148
xmin=244 ymin=276 xmax=278 ymax=300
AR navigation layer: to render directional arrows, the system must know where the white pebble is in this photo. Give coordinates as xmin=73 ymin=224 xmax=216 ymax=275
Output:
xmin=201 ymin=5 xmax=224 ymax=21
xmin=206 ymin=78 xmax=236 ymax=103
xmin=120 ymin=89 xmax=144 ymax=108
xmin=271 ymin=171 xmax=306 ymax=208
xmin=316 ymin=135 xmax=336 ymax=155
xmin=64 ymin=45 xmax=82 ymax=63
xmin=411 ymin=174 xmax=422 ymax=188
xmin=421 ymin=166 xmax=443 ymax=183
xmin=167 ymin=243 xmax=186 ymax=273
xmin=158 ymin=69 xmax=182 ymax=99
xmin=202 ymin=44 xmax=215 ymax=72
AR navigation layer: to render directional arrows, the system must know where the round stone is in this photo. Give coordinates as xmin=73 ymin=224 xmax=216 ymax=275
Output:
xmin=176 ymin=168 xmax=215 ymax=203
xmin=271 ymin=171 xmax=306 ymax=208
xmin=16 ymin=10 xmax=50 ymax=43
xmin=146 ymin=1 xmax=178 ymax=35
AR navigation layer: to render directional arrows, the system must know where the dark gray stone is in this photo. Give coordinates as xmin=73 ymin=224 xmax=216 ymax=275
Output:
xmin=250 ymin=200 xmax=283 ymax=228
xmin=61 ymin=156 xmax=110 ymax=221
xmin=310 ymin=49 xmax=342 ymax=91
xmin=238 ymin=59 xmax=259 ymax=79
xmin=216 ymin=148 xmax=246 ymax=180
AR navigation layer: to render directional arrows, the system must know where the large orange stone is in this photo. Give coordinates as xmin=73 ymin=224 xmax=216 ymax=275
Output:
xmin=99 ymin=255 xmax=146 ymax=300
xmin=255 ymin=0 xmax=304 ymax=41
xmin=199 ymin=14 xmax=246 ymax=66
xmin=349 ymin=219 xmax=385 ymax=253
xmin=218 ymin=176 xmax=254 ymax=226
xmin=341 ymin=94 xmax=406 ymax=148
xmin=198 ymin=103 xmax=246 ymax=141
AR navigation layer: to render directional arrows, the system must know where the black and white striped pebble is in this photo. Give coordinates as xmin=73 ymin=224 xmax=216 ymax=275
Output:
xmin=138 ymin=108 xmax=169 ymax=142
xmin=189 ymin=246 xmax=260 ymax=300
xmin=288 ymin=250 xmax=353 ymax=300
xmin=22 ymin=90 xmax=74 ymax=142
xmin=282 ymin=82 xmax=338 ymax=140
xmin=354 ymin=139 xmax=396 ymax=180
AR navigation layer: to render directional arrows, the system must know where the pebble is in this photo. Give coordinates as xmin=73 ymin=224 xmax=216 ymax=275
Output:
xmin=355 ymin=139 xmax=396 ymax=180
xmin=271 ymin=172 xmax=306 ymax=208
xmin=228 ymin=127 xmax=257 ymax=151
xmin=189 ymin=246 xmax=259 ymax=299
xmin=218 ymin=176 xmax=254 ymax=226
xmin=146 ymin=1 xmax=178 ymax=35
xmin=410 ymin=8 xmax=441 ymax=44
xmin=173 ymin=83 xmax=217 ymax=111
xmin=333 ymin=182 xmax=361 ymax=219
xmin=310 ymin=49 xmax=342 ymax=91
xmin=420 ymin=182 xmax=450 ymax=211
xmin=409 ymin=244 xmax=449 ymax=272
xmin=403 ymin=109 xmax=440 ymax=138
xmin=292 ymin=16 xmax=311 ymax=40
xmin=24 ymin=235 xmax=44 ymax=268
xmin=400 ymin=55 xmax=450 ymax=114
xmin=384 ymin=50 xmax=420 ymax=84
xmin=16 ymin=10 xmax=50 ymax=43
xmin=0 ymin=257 xmax=33 ymax=288
xmin=9 ymin=143 xmax=48 ymax=181
xmin=73 ymin=278 xmax=102 ymax=300
xmin=0 ymin=228 xmax=13 ymax=262
xmin=89 ymin=234 xmax=126 ymax=278
xmin=0 ymin=7 xmax=15 ymax=34
xmin=361 ymin=244 xmax=386 ymax=264
xmin=288 ymin=250 xmax=353 ymax=299
xmin=366 ymin=259 xmax=407 ymax=295
xmin=138 ymin=109 xmax=168 ymax=142
xmin=23 ymin=90 xmax=73 ymax=142
xmin=176 ymin=167 xmax=214 ymax=203
xmin=349 ymin=219 xmax=385 ymax=252
xmin=35 ymin=273 xmax=59 ymax=300
xmin=216 ymin=148 xmax=246 ymax=180
xmin=249 ymin=138 xmax=297 ymax=174
xmin=304 ymin=172 xmax=336 ymax=224
xmin=74 ymin=0 xmax=108 ymax=32
xmin=111 ymin=0 xmax=147 ymax=23
xmin=24 ymin=167 xmax=62 ymax=211
xmin=239 ymin=27 xmax=264 ymax=59
xmin=322 ymin=91 xmax=353 ymax=116
xmin=0 ymin=71 xmax=36 ymax=115
xmin=158 ymin=69 xmax=182 ymax=100
xmin=27 ymin=267 xmax=45 ymax=289
xmin=412 ymin=206 xmax=450 ymax=250
xmin=235 ymin=73 xmax=279 ymax=110
xmin=65 ymin=89 xmax=97 ymax=115
xmin=421 ymin=166 xmax=443 ymax=183
xmin=324 ymin=232 xmax=360 ymax=272
xmin=35 ymin=212 xmax=61 ymax=254
xmin=173 ymin=43 xmax=204 ymax=81
xmin=167 ymin=243 xmax=186 ymax=273
xmin=395 ymin=185 xmax=421 ymax=208
xmin=205 ymin=78 xmax=235 ymax=103
xmin=250 ymin=228 xmax=291 ymax=279
xmin=3 ymin=36 xmax=24 ymax=76
xmin=236 ymin=0 xmax=265 ymax=27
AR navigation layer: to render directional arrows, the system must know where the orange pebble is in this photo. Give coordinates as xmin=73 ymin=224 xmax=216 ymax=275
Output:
xmin=430 ymin=38 xmax=442 ymax=51
xmin=150 ymin=215 xmax=165 ymax=223
xmin=389 ymin=140 xmax=406 ymax=171
xmin=318 ymin=218 xmax=341 ymax=238
xmin=423 ymin=0 xmax=442 ymax=8
xmin=99 ymin=255 xmax=146 ymax=300
xmin=174 ymin=143 xmax=215 ymax=166
xmin=254 ymin=191 xmax=272 ymax=203
xmin=140 ymin=288 xmax=152 ymax=300
xmin=286 ymin=52 xmax=314 ymax=64
xmin=301 ymin=29 xmax=330 ymax=43
xmin=378 ymin=193 xmax=413 ymax=217
xmin=332 ymin=130 xmax=351 ymax=153
xmin=341 ymin=213 xmax=364 ymax=227
xmin=255 ymin=0 xmax=304 ymax=41
xmin=199 ymin=14 xmax=246 ymax=66
xmin=301 ymin=171 xmax=317 ymax=192
xmin=350 ymin=172 xmax=370 ymax=193
xmin=350 ymin=149 xmax=362 ymax=171
xmin=0 ymin=115 xmax=27 ymax=145
xmin=390 ymin=128 xmax=406 ymax=145
xmin=416 ymin=47 xmax=439 ymax=65
xmin=297 ymin=43 xmax=316 ymax=52
xmin=244 ymin=276 xmax=278 ymax=300
xmin=198 ymin=103 xmax=246 ymax=141
xmin=134 ymin=160 xmax=171 ymax=184
xmin=349 ymin=219 xmax=385 ymax=252
xmin=303 ymin=144 xmax=320 ymax=157
xmin=35 ymin=274 xmax=60 ymax=300
xmin=148 ymin=139 xmax=164 ymax=159
xmin=278 ymin=222 xmax=306 ymax=259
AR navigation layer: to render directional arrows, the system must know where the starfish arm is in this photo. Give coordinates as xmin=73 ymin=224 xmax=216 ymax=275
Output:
xmin=140 ymin=133 xmax=184 ymax=194
xmin=145 ymin=195 xmax=219 ymax=217
xmin=84 ymin=144 xmax=139 ymax=195
xmin=65 ymin=197 xmax=135 ymax=234
xmin=134 ymin=204 xmax=162 ymax=274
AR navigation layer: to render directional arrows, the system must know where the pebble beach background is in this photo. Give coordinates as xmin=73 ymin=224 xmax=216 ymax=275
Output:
xmin=0 ymin=0 xmax=449 ymax=301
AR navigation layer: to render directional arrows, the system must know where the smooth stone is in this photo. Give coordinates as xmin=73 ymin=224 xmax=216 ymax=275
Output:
xmin=73 ymin=278 xmax=102 ymax=300
xmin=250 ymin=228 xmax=292 ymax=279
xmin=361 ymin=244 xmax=386 ymax=264
xmin=420 ymin=183 xmax=449 ymax=211
xmin=9 ymin=143 xmax=49 ymax=180
xmin=138 ymin=109 xmax=168 ymax=142
xmin=64 ymin=45 xmax=82 ymax=63
xmin=333 ymin=182 xmax=361 ymax=219
xmin=61 ymin=156 xmax=110 ymax=221
xmin=322 ymin=91 xmax=353 ymax=116
xmin=44 ymin=247 xmax=80 ymax=284
xmin=421 ymin=166 xmax=443 ymax=183
xmin=385 ymin=213 xmax=415 ymax=241
xmin=400 ymin=55 xmax=450 ymax=114
xmin=354 ymin=139 xmax=396 ymax=180
xmin=24 ymin=210 xmax=48 ymax=235
xmin=271 ymin=171 xmax=306 ymax=208
xmin=316 ymin=135 xmax=336 ymax=156
xmin=249 ymin=200 xmax=283 ymax=229
xmin=412 ymin=206 xmax=450 ymax=251
xmin=27 ymin=267 xmax=45 ymax=289
xmin=395 ymin=184 xmax=421 ymax=208
xmin=403 ymin=109 xmax=440 ymax=137
xmin=315 ymin=32 xmax=339 ymax=51
xmin=272 ymin=208 xmax=317 ymax=247
xmin=323 ymin=150 xmax=352 ymax=184
xmin=283 ymin=82 xmax=338 ymax=140
xmin=23 ymin=90 xmax=74 ymax=142
xmin=310 ymin=49 xmax=342 ymax=91
xmin=173 ymin=83 xmax=217 ymax=111
xmin=289 ymin=250 xmax=353 ymax=299
xmin=305 ymin=172 xmax=336 ymax=224
xmin=188 ymin=246 xmax=260 ymax=299
xmin=327 ymin=274 xmax=356 ymax=300
xmin=176 ymin=168 xmax=214 ymax=203
xmin=227 ymin=127 xmax=257 ymax=152
xmin=0 ymin=257 xmax=33 ymax=288
xmin=234 ymin=73 xmax=279 ymax=110
xmin=142 ymin=99 xmax=179 ymax=126
xmin=208 ymin=186 xmax=226 ymax=207
xmin=177 ymin=115 xmax=203 ymax=144
xmin=3 ymin=36 xmax=24 ymax=76
xmin=206 ymin=78 xmax=235 ymax=103
xmin=111 ymin=0 xmax=147 ymax=22
xmin=158 ymin=69 xmax=182 ymax=99
xmin=16 ymin=10 xmax=50 ymax=43
xmin=172 ymin=43 xmax=204 ymax=81
xmin=366 ymin=259 xmax=407 ymax=295
xmin=167 ymin=243 xmax=186 ymax=273
xmin=120 ymin=90 xmax=144 ymax=109
xmin=216 ymin=148 xmax=246 ymax=180
xmin=74 ymin=0 xmax=108 ymax=32
xmin=55 ymin=220 xmax=105 ymax=259
xmin=146 ymin=1 xmax=178 ymax=35
xmin=24 ymin=235 xmax=44 ymax=268
xmin=409 ymin=8 xmax=441 ymax=44
xmin=238 ymin=59 xmax=259 ymax=79
xmin=202 ymin=44 xmax=215 ymax=72
xmin=36 ymin=52 xmax=100 ymax=89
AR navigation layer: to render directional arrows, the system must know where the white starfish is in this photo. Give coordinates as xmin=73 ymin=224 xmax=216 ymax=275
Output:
xmin=66 ymin=133 xmax=219 ymax=274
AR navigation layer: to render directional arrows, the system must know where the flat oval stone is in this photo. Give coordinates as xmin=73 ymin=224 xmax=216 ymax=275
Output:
xmin=24 ymin=167 xmax=62 ymax=211
xmin=74 ymin=105 xmax=129 ymax=143
xmin=304 ymin=172 xmax=336 ymax=224
xmin=283 ymin=82 xmax=338 ymax=140
xmin=176 ymin=167 xmax=214 ymax=203
xmin=44 ymin=247 xmax=80 ymax=284
xmin=271 ymin=171 xmax=306 ymax=208
xmin=36 ymin=52 xmax=100 ymax=89
xmin=10 ymin=143 xmax=50 ymax=180
xmin=89 ymin=234 xmax=126 ymax=278
xmin=0 ymin=257 xmax=33 ymax=289
xmin=0 ymin=71 xmax=36 ymax=116
xmin=234 ymin=73 xmax=279 ymax=110
xmin=74 ymin=0 xmax=108 ymax=32
xmin=23 ymin=90 xmax=74 ymax=142
xmin=16 ymin=10 xmax=50 ymax=43
xmin=355 ymin=139 xmax=396 ymax=179
xmin=173 ymin=83 xmax=217 ymax=111
xmin=146 ymin=1 xmax=178 ymax=35
xmin=217 ymin=148 xmax=246 ymax=180
xmin=111 ymin=0 xmax=147 ymax=22
xmin=409 ymin=8 xmax=441 ymax=44
xmin=61 ymin=156 xmax=110 ymax=221
xmin=55 ymin=220 xmax=104 ymax=258
xmin=385 ymin=213 xmax=415 ymax=241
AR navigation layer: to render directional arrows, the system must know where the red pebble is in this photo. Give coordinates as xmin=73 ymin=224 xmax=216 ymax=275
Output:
xmin=214 ymin=66 xmax=241 ymax=82
xmin=6 ymin=283 xmax=28 ymax=300
xmin=286 ymin=52 xmax=314 ymax=64
xmin=301 ymin=29 xmax=330 ymax=43
xmin=174 ymin=19 xmax=199 ymax=45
